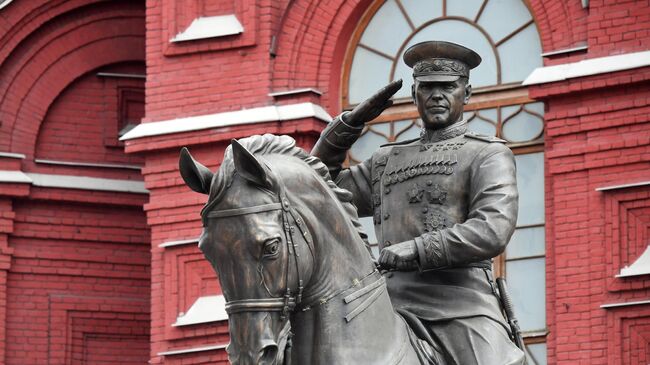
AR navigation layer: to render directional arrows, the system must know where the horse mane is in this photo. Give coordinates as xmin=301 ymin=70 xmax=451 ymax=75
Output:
xmin=202 ymin=134 xmax=370 ymax=247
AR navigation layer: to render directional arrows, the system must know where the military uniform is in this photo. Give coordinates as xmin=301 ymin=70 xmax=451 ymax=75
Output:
xmin=312 ymin=40 xmax=526 ymax=364
xmin=314 ymin=116 xmax=524 ymax=364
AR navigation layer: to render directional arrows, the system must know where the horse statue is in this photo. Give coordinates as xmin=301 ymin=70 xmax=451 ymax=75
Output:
xmin=179 ymin=134 xmax=437 ymax=365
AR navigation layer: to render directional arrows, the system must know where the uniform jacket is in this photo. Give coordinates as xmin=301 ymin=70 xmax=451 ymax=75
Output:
xmin=312 ymin=116 xmax=519 ymax=323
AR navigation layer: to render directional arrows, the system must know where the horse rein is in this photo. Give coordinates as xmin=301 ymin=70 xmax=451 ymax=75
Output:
xmin=204 ymin=186 xmax=314 ymax=321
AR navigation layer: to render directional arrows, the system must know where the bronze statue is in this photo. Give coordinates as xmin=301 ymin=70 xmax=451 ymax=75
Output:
xmin=311 ymin=41 xmax=525 ymax=364
xmin=179 ymin=41 xmax=525 ymax=364
xmin=180 ymin=135 xmax=440 ymax=364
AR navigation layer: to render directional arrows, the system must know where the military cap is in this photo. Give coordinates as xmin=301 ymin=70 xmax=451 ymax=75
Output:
xmin=403 ymin=41 xmax=481 ymax=82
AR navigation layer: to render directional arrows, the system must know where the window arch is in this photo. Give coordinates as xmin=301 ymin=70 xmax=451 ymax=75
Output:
xmin=342 ymin=1 xmax=547 ymax=364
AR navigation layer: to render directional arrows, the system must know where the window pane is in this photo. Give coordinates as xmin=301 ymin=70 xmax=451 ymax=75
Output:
xmin=477 ymin=0 xmax=532 ymax=44
xmin=525 ymin=102 xmax=545 ymax=116
xmin=502 ymin=108 xmax=544 ymax=143
xmin=399 ymin=0 xmax=443 ymax=28
xmin=350 ymin=128 xmax=389 ymax=162
xmin=526 ymin=342 xmax=547 ymax=365
xmin=498 ymin=23 xmax=543 ymax=83
xmin=395 ymin=119 xmax=421 ymax=141
xmin=360 ymin=0 xmax=411 ymax=56
xmin=476 ymin=107 xmax=497 ymax=123
xmin=515 ymin=153 xmax=544 ymax=226
xmin=506 ymin=226 xmax=545 ymax=260
xmin=506 ymin=257 xmax=546 ymax=332
xmin=468 ymin=118 xmax=496 ymax=136
xmin=349 ymin=47 xmax=393 ymax=104
xmin=446 ymin=0 xmax=485 ymax=21
xmin=359 ymin=216 xmax=377 ymax=245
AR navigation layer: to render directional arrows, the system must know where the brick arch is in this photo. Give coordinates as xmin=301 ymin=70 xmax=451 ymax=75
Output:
xmin=525 ymin=0 xmax=587 ymax=54
xmin=273 ymin=0 xmax=587 ymax=113
xmin=0 ymin=1 xmax=144 ymax=155
xmin=271 ymin=0 xmax=374 ymax=113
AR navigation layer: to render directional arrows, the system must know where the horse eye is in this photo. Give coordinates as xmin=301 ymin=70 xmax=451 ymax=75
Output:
xmin=263 ymin=239 xmax=280 ymax=257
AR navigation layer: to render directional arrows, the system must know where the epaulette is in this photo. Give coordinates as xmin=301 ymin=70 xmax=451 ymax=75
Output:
xmin=379 ymin=137 xmax=420 ymax=148
xmin=464 ymin=131 xmax=506 ymax=143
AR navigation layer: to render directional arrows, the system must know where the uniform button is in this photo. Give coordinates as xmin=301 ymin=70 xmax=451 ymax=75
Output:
xmin=384 ymin=240 xmax=392 ymax=247
xmin=422 ymin=207 xmax=428 ymax=213
xmin=383 ymin=213 xmax=390 ymax=220
xmin=393 ymin=150 xmax=400 ymax=155
xmin=384 ymin=187 xmax=391 ymax=194
xmin=426 ymin=180 xmax=433 ymax=186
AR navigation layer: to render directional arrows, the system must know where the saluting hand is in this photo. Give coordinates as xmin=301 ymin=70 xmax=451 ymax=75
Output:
xmin=378 ymin=240 xmax=419 ymax=271
xmin=344 ymin=79 xmax=403 ymax=127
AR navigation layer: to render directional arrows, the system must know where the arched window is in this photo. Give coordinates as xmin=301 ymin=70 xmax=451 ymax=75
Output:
xmin=342 ymin=1 xmax=547 ymax=363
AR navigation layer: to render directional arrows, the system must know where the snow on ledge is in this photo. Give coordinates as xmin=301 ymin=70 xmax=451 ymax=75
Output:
xmin=0 ymin=170 xmax=32 ymax=184
xmin=120 ymin=102 xmax=332 ymax=141
xmin=617 ymin=245 xmax=650 ymax=278
xmin=171 ymin=15 xmax=243 ymax=43
xmin=523 ymin=50 xmax=650 ymax=86
xmin=173 ymin=295 xmax=228 ymax=327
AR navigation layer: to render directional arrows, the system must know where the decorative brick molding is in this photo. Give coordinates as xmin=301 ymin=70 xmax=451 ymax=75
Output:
xmin=47 ymin=294 xmax=149 ymax=364
xmin=163 ymin=245 xmax=226 ymax=342
xmin=161 ymin=0 xmax=257 ymax=56
xmin=606 ymin=305 xmax=650 ymax=365
xmin=601 ymin=186 xmax=650 ymax=292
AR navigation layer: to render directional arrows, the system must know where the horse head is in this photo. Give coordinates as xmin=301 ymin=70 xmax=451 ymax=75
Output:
xmin=180 ymin=135 xmax=375 ymax=364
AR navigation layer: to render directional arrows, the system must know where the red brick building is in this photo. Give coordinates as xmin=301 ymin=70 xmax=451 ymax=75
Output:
xmin=0 ymin=0 xmax=648 ymax=364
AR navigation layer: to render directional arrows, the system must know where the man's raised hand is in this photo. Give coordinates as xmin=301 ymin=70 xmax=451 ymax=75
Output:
xmin=344 ymin=79 xmax=403 ymax=127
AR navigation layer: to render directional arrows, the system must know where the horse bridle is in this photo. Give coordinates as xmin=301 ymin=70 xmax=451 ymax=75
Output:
xmin=203 ymin=186 xmax=314 ymax=321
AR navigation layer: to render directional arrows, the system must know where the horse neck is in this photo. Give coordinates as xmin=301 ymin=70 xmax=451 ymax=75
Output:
xmin=298 ymin=189 xmax=376 ymax=304
xmin=285 ymin=194 xmax=419 ymax=364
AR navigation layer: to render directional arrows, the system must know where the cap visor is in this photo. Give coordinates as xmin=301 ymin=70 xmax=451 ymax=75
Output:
xmin=415 ymin=74 xmax=460 ymax=82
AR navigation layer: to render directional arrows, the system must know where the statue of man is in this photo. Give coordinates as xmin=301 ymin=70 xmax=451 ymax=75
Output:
xmin=312 ymin=41 xmax=525 ymax=364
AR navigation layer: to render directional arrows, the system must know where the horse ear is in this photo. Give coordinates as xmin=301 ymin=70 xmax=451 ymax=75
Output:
xmin=179 ymin=147 xmax=214 ymax=194
xmin=231 ymin=139 xmax=273 ymax=189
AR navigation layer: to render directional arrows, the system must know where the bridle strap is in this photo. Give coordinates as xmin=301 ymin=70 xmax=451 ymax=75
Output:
xmin=226 ymin=298 xmax=297 ymax=314
xmin=206 ymin=203 xmax=283 ymax=218
xmin=204 ymin=188 xmax=310 ymax=320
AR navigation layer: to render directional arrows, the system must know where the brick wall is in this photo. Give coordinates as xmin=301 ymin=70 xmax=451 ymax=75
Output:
xmin=2 ymin=0 xmax=648 ymax=364
xmin=134 ymin=1 xmax=650 ymax=364
xmin=528 ymin=1 xmax=650 ymax=362
xmin=0 ymin=1 xmax=150 ymax=364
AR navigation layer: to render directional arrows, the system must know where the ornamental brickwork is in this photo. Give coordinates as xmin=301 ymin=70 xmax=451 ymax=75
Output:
xmin=0 ymin=0 xmax=649 ymax=364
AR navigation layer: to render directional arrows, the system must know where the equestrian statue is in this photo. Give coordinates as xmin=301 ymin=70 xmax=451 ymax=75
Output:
xmin=179 ymin=41 xmax=525 ymax=365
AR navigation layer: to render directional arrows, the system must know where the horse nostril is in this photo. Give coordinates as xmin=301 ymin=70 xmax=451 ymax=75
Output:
xmin=258 ymin=343 xmax=278 ymax=365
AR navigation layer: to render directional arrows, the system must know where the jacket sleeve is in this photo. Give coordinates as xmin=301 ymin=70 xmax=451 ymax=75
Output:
xmin=311 ymin=114 xmax=374 ymax=217
xmin=414 ymin=142 xmax=519 ymax=269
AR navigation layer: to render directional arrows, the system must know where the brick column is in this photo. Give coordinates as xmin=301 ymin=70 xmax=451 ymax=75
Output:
xmin=0 ymin=153 xmax=31 ymax=362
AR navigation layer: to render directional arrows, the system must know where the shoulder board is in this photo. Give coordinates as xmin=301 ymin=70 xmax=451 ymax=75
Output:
xmin=379 ymin=137 xmax=419 ymax=148
xmin=464 ymin=131 xmax=506 ymax=143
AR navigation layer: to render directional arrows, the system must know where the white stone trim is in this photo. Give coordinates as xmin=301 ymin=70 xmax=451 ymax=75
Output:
xmin=0 ymin=152 xmax=26 ymax=159
xmin=158 ymin=238 xmax=199 ymax=248
xmin=173 ymin=295 xmax=228 ymax=327
xmin=523 ymin=50 xmax=650 ymax=85
xmin=27 ymin=173 xmax=148 ymax=194
xmin=269 ymin=88 xmax=323 ymax=97
xmin=601 ymin=299 xmax=650 ymax=309
xmin=35 ymin=159 xmax=142 ymax=170
xmin=96 ymin=72 xmax=146 ymax=79
xmin=617 ymin=245 xmax=650 ymax=278
xmin=541 ymin=45 xmax=588 ymax=58
xmin=171 ymin=15 xmax=243 ymax=43
xmin=120 ymin=102 xmax=332 ymax=141
xmin=158 ymin=343 xmax=228 ymax=356
xmin=0 ymin=0 xmax=14 ymax=11
xmin=596 ymin=180 xmax=650 ymax=192
xmin=0 ymin=171 xmax=32 ymax=184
